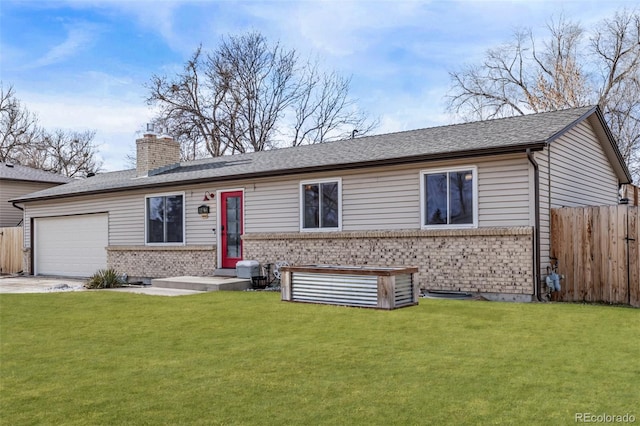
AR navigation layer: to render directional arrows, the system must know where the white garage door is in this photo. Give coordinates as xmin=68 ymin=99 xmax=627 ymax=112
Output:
xmin=35 ymin=214 xmax=108 ymax=277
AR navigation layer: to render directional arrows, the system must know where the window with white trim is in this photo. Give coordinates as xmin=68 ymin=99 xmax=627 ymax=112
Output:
xmin=421 ymin=167 xmax=477 ymax=228
xmin=300 ymin=179 xmax=341 ymax=231
xmin=146 ymin=193 xmax=185 ymax=243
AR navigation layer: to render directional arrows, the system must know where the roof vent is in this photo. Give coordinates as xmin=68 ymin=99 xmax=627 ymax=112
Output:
xmin=87 ymin=172 xmax=96 ymax=178
xmin=5 ymin=163 xmax=14 ymax=168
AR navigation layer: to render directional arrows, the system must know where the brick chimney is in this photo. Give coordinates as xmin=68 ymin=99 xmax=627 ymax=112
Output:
xmin=136 ymin=128 xmax=180 ymax=177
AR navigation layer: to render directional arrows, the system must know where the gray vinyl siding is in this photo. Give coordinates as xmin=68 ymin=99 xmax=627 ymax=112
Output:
xmin=476 ymin=157 xmax=531 ymax=227
xmin=549 ymin=121 xmax=618 ymax=206
xmin=342 ymin=169 xmax=420 ymax=231
xmin=245 ymin=180 xmax=299 ymax=233
xmin=24 ymin=194 xmax=139 ymax=248
xmin=22 ymin=153 xmax=534 ymax=248
xmin=348 ymin=156 xmax=531 ymax=230
xmin=23 ymin=183 xmax=221 ymax=248
xmin=1 ymin=180 xmax=61 ymax=227
xmin=108 ymin=193 xmax=145 ymax=244
xmin=246 ymin=154 xmax=532 ymax=232
xmin=185 ymin=188 xmax=217 ymax=246
xmin=536 ymin=120 xmax=619 ymax=279
xmin=535 ymin=148 xmax=551 ymax=281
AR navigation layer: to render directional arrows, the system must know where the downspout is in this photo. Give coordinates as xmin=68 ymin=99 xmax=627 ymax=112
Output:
xmin=527 ymin=149 xmax=543 ymax=301
xmin=548 ymin=142 xmax=552 ymax=256
xmin=626 ymin=209 xmax=631 ymax=306
xmin=12 ymin=202 xmax=24 ymax=226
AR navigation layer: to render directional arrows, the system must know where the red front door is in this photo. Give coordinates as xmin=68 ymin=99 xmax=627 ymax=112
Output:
xmin=220 ymin=191 xmax=243 ymax=269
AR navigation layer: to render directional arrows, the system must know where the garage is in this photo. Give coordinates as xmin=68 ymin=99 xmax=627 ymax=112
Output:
xmin=35 ymin=214 xmax=108 ymax=277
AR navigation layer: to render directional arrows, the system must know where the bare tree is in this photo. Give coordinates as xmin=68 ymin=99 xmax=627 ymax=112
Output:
xmin=592 ymin=10 xmax=640 ymax=182
xmin=147 ymin=32 xmax=376 ymax=160
xmin=290 ymin=64 xmax=376 ymax=146
xmin=147 ymin=47 xmax=225 ymax=160
xmin=0 ymin=84 xmax=102 ymax=177
xmin=0 ymin=85 xmax=40 ymax=163
xmin=21 ymin=129 xmax=102 ymax=178
xmin=447 ymin=10 xmax=640 ymax=181
xmin=209 ymin=32 xmax=298 ymax=153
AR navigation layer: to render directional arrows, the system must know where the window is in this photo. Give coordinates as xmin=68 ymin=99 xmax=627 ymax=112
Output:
xmin=421 ymin=167 xmax=477 ymax=228
xmin=300 ymin=178 xmax=341 ymax=231
xmin=146 ymin=193 xmax=185 ymax=243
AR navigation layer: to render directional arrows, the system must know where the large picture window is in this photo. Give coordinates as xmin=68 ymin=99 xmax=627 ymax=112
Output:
xmin=146 ymin=193 xmax=184 ymax=243
xmin=300 ymin=179 xmax=341 ymax=231
xmin=421 ymin=167 xmax=477 ymax=228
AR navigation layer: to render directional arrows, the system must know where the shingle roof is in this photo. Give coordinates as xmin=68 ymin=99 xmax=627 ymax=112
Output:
xmin=0 ymin=162 xmax=73 ymax=184
xmin=11 ymin=105 xmax=624 ymax=202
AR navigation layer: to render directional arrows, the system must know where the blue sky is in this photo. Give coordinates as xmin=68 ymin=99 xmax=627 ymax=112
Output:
xmin=0 ymin=0 xmax=634 ymax=171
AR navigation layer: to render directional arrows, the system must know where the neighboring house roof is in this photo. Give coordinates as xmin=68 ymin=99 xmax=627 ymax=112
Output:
xmin=10 ymin=105 xmax=632 ymax=203
xmin=0 ymin=162 xmax=73 ymax=184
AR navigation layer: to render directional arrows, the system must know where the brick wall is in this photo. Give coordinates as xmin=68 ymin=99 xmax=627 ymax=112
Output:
xmin=136 ymin=133 xmax=181 ymax=177
xmin=107 ymin=245 xmax=216 ymax=280
xmin=23 ymin=248 xmax=31 ymax=275
xmin=243 ymin=227 xmax=534 ymax=297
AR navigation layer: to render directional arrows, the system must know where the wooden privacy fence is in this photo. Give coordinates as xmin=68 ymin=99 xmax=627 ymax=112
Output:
xmin=0 ymin=227 xmax=24 ymax=274
xmin=551 ymin=206 xmax=639 ymax=307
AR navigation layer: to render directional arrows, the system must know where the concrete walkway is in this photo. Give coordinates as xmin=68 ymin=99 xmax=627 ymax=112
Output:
xmin=0 ymin=276 xmax=202 ymax=296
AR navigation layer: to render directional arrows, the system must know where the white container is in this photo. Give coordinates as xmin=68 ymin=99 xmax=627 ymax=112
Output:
xmin=236 ymin=260 xmax=260 ymax=278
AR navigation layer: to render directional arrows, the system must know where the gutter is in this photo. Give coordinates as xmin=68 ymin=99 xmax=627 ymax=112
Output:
xmin=526 ymin=148 xmax=543 ymax=302
xmin=11 ymin=143 xmax=547 ymax=204
xmin=11 ymin=202 xmax=24 ymax=227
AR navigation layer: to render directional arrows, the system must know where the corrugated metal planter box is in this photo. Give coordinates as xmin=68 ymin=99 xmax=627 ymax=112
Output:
xmin=280 ymin=265 xmax=419 ymax=310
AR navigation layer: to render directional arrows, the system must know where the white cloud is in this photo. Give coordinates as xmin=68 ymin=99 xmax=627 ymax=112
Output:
xmin=122 ymin=2 xmax=183 ymax=50
xmin=6 ymin=0 xmax=635 ymax=171
xmin=21 ymin=90 xmax=154 ymax=171
xmin=28 ymin=23 xmax=99 ymax=69
xmin=368 ymin=84 xmax=457 ymax=134
xmin=46 ymin=0 xmax=188 ymax=52
xmin=245 ymin=1 xmax=430 ymax=58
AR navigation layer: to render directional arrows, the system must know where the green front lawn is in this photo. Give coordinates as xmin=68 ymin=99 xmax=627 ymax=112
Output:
xmin=1 ymin=292 xmax=638 ymax=425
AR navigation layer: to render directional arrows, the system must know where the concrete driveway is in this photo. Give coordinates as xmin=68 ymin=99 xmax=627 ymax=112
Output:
xmin=0 ymin=276 xmax=201 ymax=296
